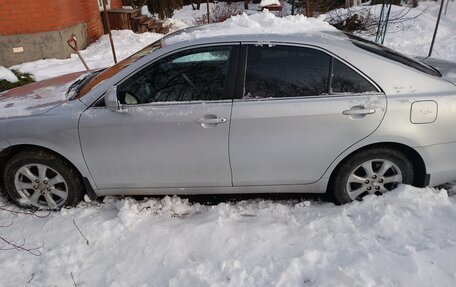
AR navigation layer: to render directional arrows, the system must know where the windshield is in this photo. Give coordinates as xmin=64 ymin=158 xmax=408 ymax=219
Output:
xmin=345 ymin=33 xmax=442 ymax=78
xmin=75 ymin=39 xmax=163 ymax=99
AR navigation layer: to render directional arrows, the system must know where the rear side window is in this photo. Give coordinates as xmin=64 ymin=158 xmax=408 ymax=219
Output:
xmin=331 ymin=58 xmax=378 ymax=94
xmin=244 ymin=45 xmax=330 ymax=99
xmin=243 ymin=45 xmax=378 ymax=100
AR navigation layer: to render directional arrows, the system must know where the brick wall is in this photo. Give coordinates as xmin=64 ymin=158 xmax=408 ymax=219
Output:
xmin=0 ymin=0 xmax=123 ymax=43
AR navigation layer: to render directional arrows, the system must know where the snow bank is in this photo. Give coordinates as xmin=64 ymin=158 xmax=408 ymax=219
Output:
xmin=166 ymin=11 xmax=336 ymax=44
xmin=1 ymin=185 xmax=455 ymax=286
xmin=327 ymin=2 xmax=456 ymax=62
xmin=0 ymin=66 xmax=18 ymax=83
xmin=12 ymin=30 xmax=163 ymax=81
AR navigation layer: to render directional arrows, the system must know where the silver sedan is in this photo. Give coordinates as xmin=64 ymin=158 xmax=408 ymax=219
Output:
xmin=1 ymin=27 xmax=456 ymax=209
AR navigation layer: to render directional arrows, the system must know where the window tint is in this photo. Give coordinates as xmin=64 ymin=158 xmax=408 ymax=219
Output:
xmin=118 ymin=46 xmax=232 ymax=105
xmin=244 ymin=45 xmax=330 ymax=99
xmin=331 ymin=58 xmax=378 ymax=93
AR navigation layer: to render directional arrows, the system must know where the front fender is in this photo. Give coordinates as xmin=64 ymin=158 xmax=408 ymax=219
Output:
xmin=0 ymin=140 xmax=10 ymax=152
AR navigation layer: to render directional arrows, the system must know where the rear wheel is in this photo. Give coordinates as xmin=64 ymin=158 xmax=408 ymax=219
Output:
xmin=329 ymin=148 xmax=414 ymax=204
xmin=3 ymin=150 xmax=83 ymax=209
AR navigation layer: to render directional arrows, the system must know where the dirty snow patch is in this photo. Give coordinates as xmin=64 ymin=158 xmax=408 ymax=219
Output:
xmin=0 ymin=83 xmax=70 ymax=118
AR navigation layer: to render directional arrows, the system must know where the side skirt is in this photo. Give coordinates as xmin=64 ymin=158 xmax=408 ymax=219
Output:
xmin=94 ymin=181 xmax=329 ymax=197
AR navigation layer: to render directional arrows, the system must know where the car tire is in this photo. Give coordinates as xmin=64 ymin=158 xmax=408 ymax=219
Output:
xmin=3 ymin=149 xmax=84 ymax=209
xmin=329 ymin=147 xmax=414 ymax=205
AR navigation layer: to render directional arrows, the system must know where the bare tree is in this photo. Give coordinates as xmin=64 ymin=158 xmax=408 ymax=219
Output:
xmin=127 ymin=0 xmax=147 ymax=10
xmin=306 ymin=0 xmax=314 ymax=17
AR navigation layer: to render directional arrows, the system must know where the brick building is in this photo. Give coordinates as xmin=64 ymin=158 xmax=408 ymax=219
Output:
xmin=0 ymin=0 xmax=123 ymax=67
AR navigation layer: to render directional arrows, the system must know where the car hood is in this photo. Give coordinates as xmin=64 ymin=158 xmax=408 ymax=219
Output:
xmin=417 ymin=57 xmax=456 ymax=85
xmin=0 ymin=71 xmax=88 ymax=119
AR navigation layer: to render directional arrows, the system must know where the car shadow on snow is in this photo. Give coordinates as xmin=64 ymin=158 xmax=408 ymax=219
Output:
xmin=129 ymin=193 xmax=327 ymax=206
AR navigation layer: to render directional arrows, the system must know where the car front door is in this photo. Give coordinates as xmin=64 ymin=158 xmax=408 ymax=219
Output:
xmin=229 ymin=44 xmax=386 ymax=186
xmin=79 ymin=45 xmax=238 ymax=190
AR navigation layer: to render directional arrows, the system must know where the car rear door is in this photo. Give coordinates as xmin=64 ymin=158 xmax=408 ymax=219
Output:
xmin=79 ymin=45 xmax=239 ymax=190
xmin=229 ymin=44 xmax=386 ymax=186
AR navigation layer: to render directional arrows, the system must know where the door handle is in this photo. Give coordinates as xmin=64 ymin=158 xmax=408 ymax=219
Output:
xmin=342 ymin=107 xmax=376 ymax=116
xmin=195 ymin=115 xmax=227 ymax=125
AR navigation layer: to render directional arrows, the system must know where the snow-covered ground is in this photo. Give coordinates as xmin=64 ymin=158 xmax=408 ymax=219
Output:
xmin=1 ymin=186 xmax=456 ymax=286
xmin=12 ymin=30 xmax=162 ymax=81
xmin=329 ymin=1 xmax=456 ymax=62
xmin=1 ymin=1 xmax=456 ymax=286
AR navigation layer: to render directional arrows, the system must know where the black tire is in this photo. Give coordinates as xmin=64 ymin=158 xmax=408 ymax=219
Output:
xmin=329 ymin=147 xmax=414 ymax=205
xmin=3 ymin=149 xmax=84 ymax=209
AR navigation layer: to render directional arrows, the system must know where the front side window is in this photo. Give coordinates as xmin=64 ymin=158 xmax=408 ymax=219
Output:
xmin=244 ymin=45 xmax=330 ymax=99
xmin=118 ymin=46 xmax=233 ymax=105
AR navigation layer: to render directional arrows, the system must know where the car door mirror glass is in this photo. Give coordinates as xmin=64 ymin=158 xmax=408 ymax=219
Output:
xmin=105 ymin=86 xmax=121 ymax=111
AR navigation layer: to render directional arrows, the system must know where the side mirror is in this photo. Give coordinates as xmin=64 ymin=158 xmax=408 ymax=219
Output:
xmin=105 ymin=86 xmax=121 ymax=111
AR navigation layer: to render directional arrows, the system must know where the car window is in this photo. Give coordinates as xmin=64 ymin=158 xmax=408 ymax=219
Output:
xmin=244 ymin=45 xmax=330 ymax=99
xmin=171 ymin=51 xmax=230 ymax=63
xmin=117 ymin=46 xmax=233 ymax=105
xmin=76 ymin=40 xmax=163 ymax=99
xmin=331 ymin=58 xmax=378 ymax=94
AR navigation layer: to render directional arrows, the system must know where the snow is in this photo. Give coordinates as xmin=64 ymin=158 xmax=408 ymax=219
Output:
xmin=1 ymin=185 xmax=456 ymax=286
xmin=0 ymin=66 xmax=18 ymax=83
xmin=1 ymin=2 xmax=456 ymax=286
xmin=165 ymin=11 xmax=336 ymax=44
xmin=260 ymin=0 xmax=281 ymax=8
xmin=9 ymin=2 xmax=456 ymax=83
xmin=0 ymin=85 xmax=67 ymax=118
xmin=12 ymin=30 xmax=163 ymax=81
xmin=328 ymin=1 xmax=456 ymax=62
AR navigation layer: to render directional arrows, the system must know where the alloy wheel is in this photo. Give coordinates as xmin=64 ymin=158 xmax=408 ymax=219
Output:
xmin=346 ymin=159 xmax=403 ymax=200
xmin=14 ymin=163 xmax=69 ymax=209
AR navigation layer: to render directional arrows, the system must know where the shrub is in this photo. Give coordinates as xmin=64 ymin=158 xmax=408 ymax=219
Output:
xmin=194 ymin=4 xmax=243 ymax=25
xmin=146 ymin=0 xmax=183 ymax=19
xmin=0 ymin=70 xmax=35 ymax=93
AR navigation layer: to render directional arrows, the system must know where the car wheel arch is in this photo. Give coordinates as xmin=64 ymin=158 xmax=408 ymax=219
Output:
xmin=0 ymin=144 xmax=88 ymax=194
xmin=326 ymin=142 xmax=427 ymax=193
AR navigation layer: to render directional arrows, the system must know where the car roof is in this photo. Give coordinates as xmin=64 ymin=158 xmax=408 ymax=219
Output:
xmin=161 ymin=23 xmax=352 ymax=49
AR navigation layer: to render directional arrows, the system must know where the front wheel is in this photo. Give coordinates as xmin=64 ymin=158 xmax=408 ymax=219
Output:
xmin=329 ymin=148 xmax=414 ymax=204
xmin=3 ymin=150 xmax=84 ymax=209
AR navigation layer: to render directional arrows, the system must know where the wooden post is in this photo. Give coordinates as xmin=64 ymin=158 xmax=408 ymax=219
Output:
xmin=429 ymin=0 xmax=445 ymax=57
xmin=102 ymin=0 xmax=118 ymax=64
xmin=206 ymin=0 xmax=210 ymax=23
xmin=306 ymin=0 xmax=314 ymax=17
